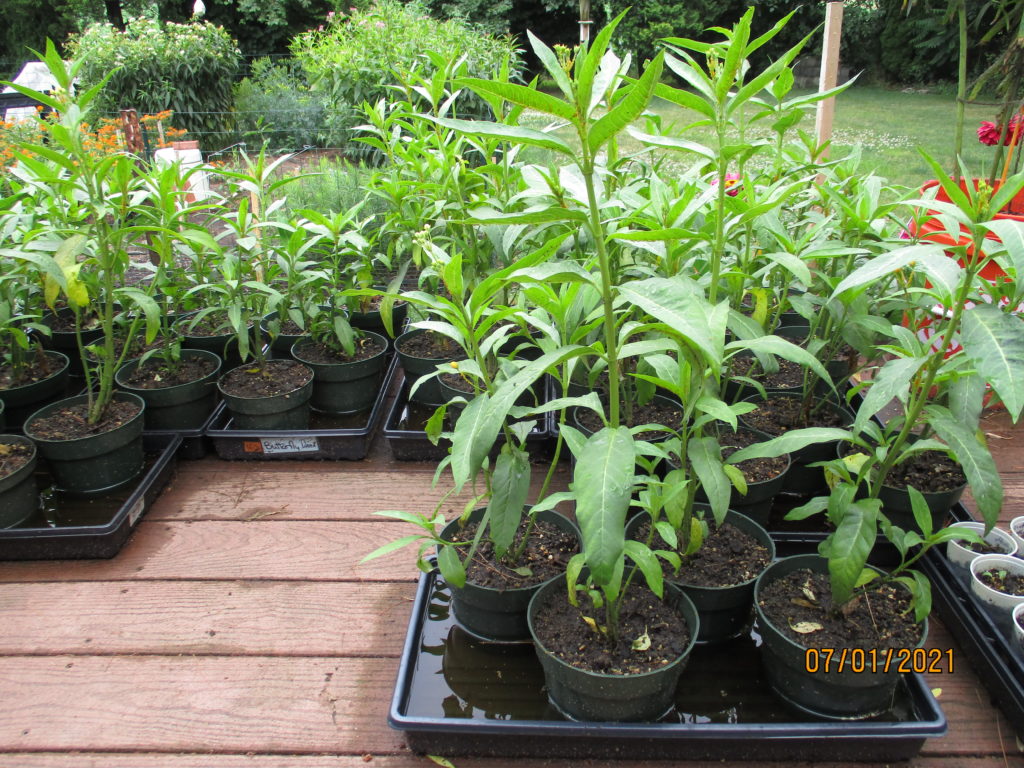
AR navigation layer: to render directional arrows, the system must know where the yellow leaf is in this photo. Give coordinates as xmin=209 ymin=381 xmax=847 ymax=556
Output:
xmin=632 ymin=630 xmax=651 ymax=651
xmin=789 ymin=621 xmax=824 ymax=634
xmin=931 ymin=688 xmax=942 ymax=698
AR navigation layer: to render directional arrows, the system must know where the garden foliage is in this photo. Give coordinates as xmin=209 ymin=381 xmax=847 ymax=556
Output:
xmin=69 ymin=17 xmax=241 ymax=140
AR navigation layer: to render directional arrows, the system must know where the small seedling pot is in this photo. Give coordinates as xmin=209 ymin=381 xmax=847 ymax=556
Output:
xmin=970 ymin=554 xmax=1024 ymax=637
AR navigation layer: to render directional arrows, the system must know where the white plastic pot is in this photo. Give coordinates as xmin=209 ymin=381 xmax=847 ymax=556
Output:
xmin=945 ymin=522 xmax=1017 ymax=585
xmin=970 ymin=554 xmax=1024 ymax=636
xmin=1013 ymin=603 xmax=1024 ymax=655
xmin=1010 ymin=516 xmax=1024 ymax=558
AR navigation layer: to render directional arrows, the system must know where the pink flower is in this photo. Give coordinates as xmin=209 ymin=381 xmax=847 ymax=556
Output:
xmin=978 ymin=116 xmax=1023 ymax=146
xmin=376 ymin=20 xmax=385 ymax=28
xmin=712 ymin=173 xmax=742 ymax=196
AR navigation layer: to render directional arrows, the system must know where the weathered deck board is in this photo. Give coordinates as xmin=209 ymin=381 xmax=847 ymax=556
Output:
xmin=0 ymin=581 xmax=414 ymax=656
xmin=0 ymin=521 xmax=426 ymax=583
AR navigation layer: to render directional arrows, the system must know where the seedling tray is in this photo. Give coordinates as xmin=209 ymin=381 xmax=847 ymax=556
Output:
xmin=389 ymin=556 xmax=947 ymax=762
xmin=384 ymin=368 xmax=554 ymax=462
xmin=143 ymin=395 xmax=221 ymax=460
xmin=0 ymin=433 xmax=180 ymax=560
xmin=205 ymin=355 xmax=394 ymax=461
xmin=921 ymin=504 xmax=1024 ymax=736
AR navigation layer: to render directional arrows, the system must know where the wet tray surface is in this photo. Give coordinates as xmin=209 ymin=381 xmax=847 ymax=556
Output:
xmin=0 ymin=433 xmax=180 ymax=560
xmin=389 ymin=565 xmax=947 ymax=762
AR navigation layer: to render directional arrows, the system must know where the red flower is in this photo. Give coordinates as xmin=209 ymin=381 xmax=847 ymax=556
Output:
xmin=978 ymin=116 xmax=1023 ymax=146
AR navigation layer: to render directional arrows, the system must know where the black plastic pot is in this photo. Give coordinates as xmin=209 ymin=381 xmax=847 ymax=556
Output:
xmin=350 ymin=297 xmax=408 ymax=338
xmin=115 ymin=349 xmax=222 ymax=431
xmin=528 ymin=577 xmax=699 ymax=722
xmin=174 ymin=312 xmax=249 ymax=371
xmin=396 ymin=328 xmax=458 ymax=406
xmin=217 ymin=359 xmax=314 ymax=430
xmin=753 ymin=553 xmax=927 ymax=720
xmin=878 ymin=476 xmax=966 ymax=532
xmin=439 ymin=508 xmax=580 ymax=643
xmin=24 ymin=391 xmax=146 ymax=496
xmin=0 ymin=351 xmax=71 ymax=431
xmin=739 ymin=391 xmax=853 ymax=497
xmin=0 ymin=434 xmax=37 ymax=528
xmin=40 ymin=308 xmax=103 ymax=377
xmin=260 ymin=310 xmax=307 ymax=360
xmin=726 ymin=327 xmax=851 ymax=403
xmin=676 ymin=510 xmax=774 ymax=644
xmin=291 ymin=332 xmax=388 ymax=414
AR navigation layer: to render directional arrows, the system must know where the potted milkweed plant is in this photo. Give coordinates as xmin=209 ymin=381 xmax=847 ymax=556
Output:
xmin=6 ymin=44 xmax=162 ymax=495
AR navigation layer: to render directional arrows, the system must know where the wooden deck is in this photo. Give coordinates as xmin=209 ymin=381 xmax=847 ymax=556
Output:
xmin=2 ymin=409 xmax=1024 ymax=767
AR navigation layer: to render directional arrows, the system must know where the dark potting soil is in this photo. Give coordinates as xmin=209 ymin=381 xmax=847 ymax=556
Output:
xmin=636 ymin=519 xmax=771 ymax=588
xmin=758 ymin=569 xmax=923 ymax=651
xmin=884 ymin=450 xmax=967 ymax=493
xmin=444 ymin=517 xmax=580 ymax=590
xmin=742 ymin=394 xmax=849 ymax=435
xmin=718 ymin=427 xmax=789 ymax=483
xmin=962 ymin=538 xmax=1012 ymax=554
xmin=46 ymin=309 xmax=101 ymax=333
xmin=121 ymin=355 xmax=217 ymax=389
xmin=87 ymin=334 xmax=163 ymax=362
xmin=0 ymin=441 xmax=33 ymax=479
xmin=533 ymin=586 xmax=691 ymax=675
xmin=177 ymin=312 xmax=241 ymax=337
xmin=293 ymin=335 xmax=385 ymax=364
xmin=439 ymin=371 xmax=475 ymax=394
xmin=0 ymin=353 xmax=60 ymax=389
xmin=979 ymin=568 xmax=1024 ymax=596
xmin=28 ymin=399 xmax=142 ymax=441
xmin=219 ymin=360 xmax=312 ymax=398
xmin=731 ymin=355 xmax=806 ymax=390
xmin=398 ymin=330 xmax=460 ymax=360
xmin=273 ymin=318 xmax=305 ymax=336
xmin=576 ymin=399 xmax=685 ymax=439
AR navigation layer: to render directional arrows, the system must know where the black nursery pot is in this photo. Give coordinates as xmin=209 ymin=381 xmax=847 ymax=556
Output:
xmin=350 ymin=296 xmax=408 ymax=338
xmin=0 ymin=434 xmax=38 ymax=528
xmin=115 ymin=349 xmax=222 ymax=431
xmin=439 ymin=508 xmax=580 ymax=643
xmin=0 ymin=350 xmax=70 ymax=431
xmin=291 ymin=332 xmax=389 ymax=414
xmin=753 ymin=554 xmax=927 ymax=720
xmin=260 ymin=311 xmax=308 ymax=360
xmin=395 ymin=329 xmax=457 ymax=406
xmin=217 ymin=360 xmax=314 ymax=430
xmin=24 ymin=392 xmax=146 ymax=496
xmin=527 ymin=578 xmax=699 ymax=722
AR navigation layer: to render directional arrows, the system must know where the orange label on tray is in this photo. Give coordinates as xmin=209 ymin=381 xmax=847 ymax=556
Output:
xmin=243 ymin=441 xmax=263 ymax=453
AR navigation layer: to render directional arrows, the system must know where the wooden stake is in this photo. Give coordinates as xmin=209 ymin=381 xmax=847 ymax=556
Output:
xmin=579 ymin=0 xmax=591 ymax=44
xmin=814 ymin=1 xmax=845 ymax=162
xmin=119 ymin=109 xmax=144 ymax=155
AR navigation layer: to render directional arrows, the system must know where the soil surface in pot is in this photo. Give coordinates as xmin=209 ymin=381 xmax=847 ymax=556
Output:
xmin=445 ymin=517 xmax=579 ymax=590
xmin=294 ymin=335 xmax=385 ymax=364
xmin=0 ymin=352 xmax=61 ymax=389
xmin=87 ymin=334 xmax=163 ymax=363
xmin=45 ymin=308 xmax=101 ymax=333
xmin=0 ymin=441 xmax=33 ymax=478
xmin=28 ymin=399 xmax=141 ymax=440
xmin=884 ymin=450 xmax=967 ymax=493
xmin=636 ymin=520 xmax=771 ymax=587
xmin=220 ymin=360 xmax=312 ymax=398
xmin=121 ymin=355 xmax=218 ymax=389
xmin=398 ymin=330 xmax=460 ymax=359
xmin=742 ymin=394 xmax=849 ymax=434
xmin=730 ymin=342 xmax=856 ymax=390
xmin=355 ymin=294 xmax=406 ymax=313
xmin=533 ymin=586 xmax=691 ymax=674
xmin=962 ymin=538 xmax=1012 ymax=554
xmin=978 ymin=568 xmax=1024 ymax=596
xmin=440 ymin=371 xmax=476 ymax=394
xmin=271 ymin=318 xmax=305 ymax=336
xmin=178 ymin=312 xmax=245 ymax=337
xmin=576 ymin=399 xmax=684 ymax=439
xmin=718 ymin=427 xmax=788 ymax=483
xmin=758 ymin=569 xmax=922 ymax=650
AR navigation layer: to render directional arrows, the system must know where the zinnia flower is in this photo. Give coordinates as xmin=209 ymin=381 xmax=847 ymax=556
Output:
xmin=712 ymin=173 xmax=742 ymax=196
xmin=978 ymin=116 xmax=1023 ymax=146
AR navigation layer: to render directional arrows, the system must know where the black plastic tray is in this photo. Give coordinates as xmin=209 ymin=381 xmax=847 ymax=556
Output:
xmin=921 ymin=503 xmax=1024 ymax=736
xmin=0 ymin=433 xmax=180 ymax=560
xmin=205 ymin=355 xmax=394 ymax=461
xmin=143 ymin=395 xmax=221 ymax=461
xmin=389 ymin=553 xmax=947 ymax=761
xmin=384 ymin=368 xmax=554 ymax=462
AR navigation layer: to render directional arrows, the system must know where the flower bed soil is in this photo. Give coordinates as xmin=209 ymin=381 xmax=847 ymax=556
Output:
xmin=445 ymin=517 xmax=579 ymax=590
xmin=27 ymin=399 xmax=142 ymax=441
xmin=219 ymin=359 xmax=312 ymax=398
xmin=119 ymin=354 xmax=218 ymax=389
xmin=532 ymin=586 xmax=691 ymax=674
xmin=758 ymin=568 xmax=922 ymax=650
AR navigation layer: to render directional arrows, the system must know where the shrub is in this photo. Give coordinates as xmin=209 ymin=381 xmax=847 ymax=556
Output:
xmin=291 ymin=0 xmax=520 ymax=148
xmin=68 ymin=17 xmax=241 ymax=143
xmin=234 ymin=57 xmax=324 ymax=152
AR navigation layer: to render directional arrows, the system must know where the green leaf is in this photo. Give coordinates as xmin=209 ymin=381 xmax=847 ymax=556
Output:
xmin=728 ymin=428 xmax=850 ymax=463
xmin=437 ymin=545 xmax=467 ymax=589
xmin=623 ymin=540 xmax=663 ymax=599
xmin=588 ymin=52 xmax=664 ymax=153
xmin=831 ymin=244 xmax=942 ymax=299
xmin=928 ymin=406 xmax=1002 ymax=529
xmin=429 ymin=116 xmax=576 ymax=157
xmin=458 ymin=77 xmax=575 ymax=121
xmin=626 ymin=128 xmax=717 ymax=161
xmin=360 ymin=534 xmax=428 ymax=563
xmin=732 ymin=335 xmax=832 ymax=390
xmin=527 ymin=29 xmax=574 ymax=101
xmin=960 ymin=303 xmax=1024 ymax=420
xmin=907 ymin=485 xmax=933 ymax=538
xmin=853 ymin=356 xmax=927 ymax=435
xmin=983 ymin=219 xmax=1024 ymax=280
xmin=487 ymin=445 xmax=531 ymax=558
xmin=573 ymin=426 xmax=635 ymax=587
xmin=688 ymin=436 xmax=729 ymax=526
xmin=442 ymin=251 xmax=464 ymax=304
xmin=826 ymin=499 xmax=879 ymax=605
